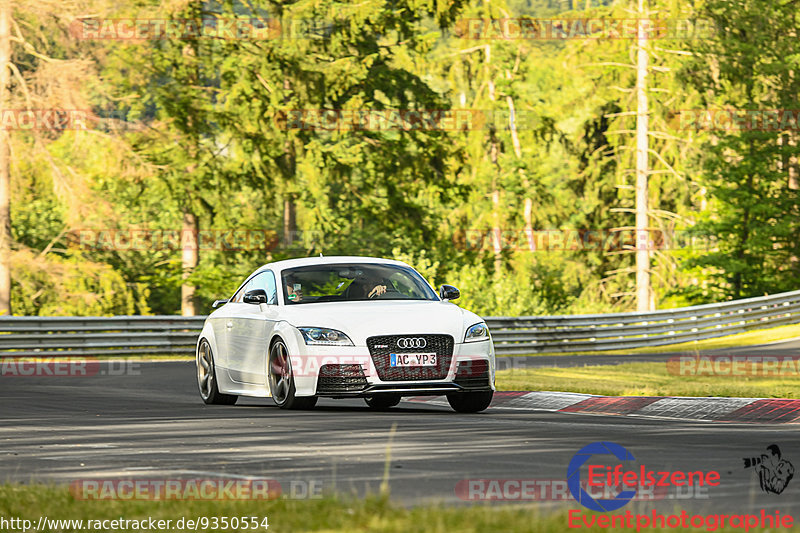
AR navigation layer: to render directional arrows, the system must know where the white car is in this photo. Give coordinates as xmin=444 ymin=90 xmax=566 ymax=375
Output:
xmin=196 ymin=256 xmax=495 ymax=412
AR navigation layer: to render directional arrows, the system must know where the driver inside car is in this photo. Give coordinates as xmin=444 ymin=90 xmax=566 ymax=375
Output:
xmin=286 ymin=272 xmax=390 ymax=302
xmin=285 ymin=277 xmax=303 ymax=303
xmin=349 ymin=273 xmax=388 ymax=299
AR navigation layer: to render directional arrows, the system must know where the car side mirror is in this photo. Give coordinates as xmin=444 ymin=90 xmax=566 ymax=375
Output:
xmin=243 ymin=289 xmax=269 ymax=304
xmin=439 ymin=284 xmax=460 ymax=301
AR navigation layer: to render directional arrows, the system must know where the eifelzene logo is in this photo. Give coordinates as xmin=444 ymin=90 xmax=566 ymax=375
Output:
xmin=568 ymin=441 xmax=721 ymax=512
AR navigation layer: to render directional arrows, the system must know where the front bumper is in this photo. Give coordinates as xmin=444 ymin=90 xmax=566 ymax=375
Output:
xmin=288 ymin=340 xmax=495 ymax=398
xmin=316 ymin=382 xmax=472 ymax=399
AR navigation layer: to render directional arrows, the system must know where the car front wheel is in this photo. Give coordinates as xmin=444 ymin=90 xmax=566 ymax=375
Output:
xmin=268 ymin=339 xmax=317 ymax=410
xmin=447 ymin=391 xmax=493 ymax=413
xmin=197 ymin=339 xmax=238 ymax=405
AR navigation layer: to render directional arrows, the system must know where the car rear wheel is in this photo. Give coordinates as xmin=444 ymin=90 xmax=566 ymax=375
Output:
xmin=364 ymin=394 xmax=401 ymax=410
xmin=268 ymin=339 xmax=317 ymax=410
xmin=447 ymin=391 xmax=493 ymax=413
xmin=197 ymin=339 xmax=238 ymax=405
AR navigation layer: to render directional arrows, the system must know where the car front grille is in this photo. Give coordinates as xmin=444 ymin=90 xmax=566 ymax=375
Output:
xmin=316 ymin=364 xmax=368 ymax=393
xmin=367 ymin=334 xmax=454 ymax=381
xmin=453 ymin=359 xmax=491 ymax=389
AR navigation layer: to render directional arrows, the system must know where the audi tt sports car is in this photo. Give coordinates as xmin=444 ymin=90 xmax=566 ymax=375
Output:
xmin=195 ymin=256 xmax=495 ymax=412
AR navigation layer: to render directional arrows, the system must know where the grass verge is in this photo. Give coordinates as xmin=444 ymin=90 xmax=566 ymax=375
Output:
xmin=0 ymin=484 xmax=793 ymax=533
xmin=623 ymin=323 xmax=800 ymax=354
xmin=495 ymin=361 xmax=800 ymax=398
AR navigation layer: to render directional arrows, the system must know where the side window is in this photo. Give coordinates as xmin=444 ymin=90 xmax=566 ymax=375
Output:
xmin=231 ymin=272 xmax=278 ymax=304
xmin=230 ymin=280 xmax=248 ymax=303
xmin=230 ymin=273 xmax=259 ymax=303
xmin=248 ymin=271 xmax=278 ymax=304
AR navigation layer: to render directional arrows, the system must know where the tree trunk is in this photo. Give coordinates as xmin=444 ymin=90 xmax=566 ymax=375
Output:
xmin=0 ymin=1 xmax=11 ymax=316
xmin=489 ymin=133 xmax=502 ymax=275
xmin=283 ymin=195 xmax=296 ymax=245
xmin=180 ymin=21 xmax=201 ymax=317
xmin=635 ymin=0 xmax=652 ymax=312
xmin=181 ymin=210 xmax=198 ymax=316
xmin=485 ymin=45 xmax=503 ymax=275
xmin=780 ymin=134 xmax=799 ymax=190
xmin=491 ymin=189 xmax=503 ymax=273
xmin=506 ymin=95 xmax=534 ymax=251
xmin=281 ymin=78 xmax=298 ymax=248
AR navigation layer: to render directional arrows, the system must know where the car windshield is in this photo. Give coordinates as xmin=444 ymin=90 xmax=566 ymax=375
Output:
xmin=281 ymin=263 xmax=438 ymax=304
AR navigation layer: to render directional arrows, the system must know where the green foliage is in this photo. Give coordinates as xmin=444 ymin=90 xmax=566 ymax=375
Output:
xmin=7 ymin=0 xmax=798 ymax=316
xmin=447 ymin=254 xmax=579 ymax=316
xmin=11 ymin=250 xmax=149 ymax=316
xmin=679 ymin=0 xmax=800 ymax=300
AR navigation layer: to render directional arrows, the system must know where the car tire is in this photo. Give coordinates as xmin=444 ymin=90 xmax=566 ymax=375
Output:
xmin=268 ymin=339 xmax=317 ymax=410
xmin=364 ymin=395 xmax=401 ymax=410
xmin=197 ymin=339 xmax=238 ymax=405
xmin=447 ymin=391 xmax=493 ymax=413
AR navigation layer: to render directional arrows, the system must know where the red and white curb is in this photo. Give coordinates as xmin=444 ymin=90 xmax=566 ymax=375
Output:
xmin=404 ymin=391 xmax=800 ymax=424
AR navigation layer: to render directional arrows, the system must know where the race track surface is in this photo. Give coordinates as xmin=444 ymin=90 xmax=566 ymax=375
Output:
xmin=2 ymin=357 xmax=800 ymax=514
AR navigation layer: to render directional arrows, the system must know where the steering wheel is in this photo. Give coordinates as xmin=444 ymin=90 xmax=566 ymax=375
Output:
xmin=369 ymin=286 xmax=400 ymax=299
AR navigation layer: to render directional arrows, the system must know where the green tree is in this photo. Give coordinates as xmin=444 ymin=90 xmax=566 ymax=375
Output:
xmin=682 ymin=0 xmax=800 ymax=299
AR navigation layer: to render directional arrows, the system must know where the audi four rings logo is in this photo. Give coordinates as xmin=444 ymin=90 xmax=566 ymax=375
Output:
xmin=396 ymin=337 xmax=427 ymax=349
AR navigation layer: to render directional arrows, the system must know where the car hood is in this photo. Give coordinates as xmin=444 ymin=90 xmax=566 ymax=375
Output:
xmin=277 ymin=300 xmax=476 ymax=345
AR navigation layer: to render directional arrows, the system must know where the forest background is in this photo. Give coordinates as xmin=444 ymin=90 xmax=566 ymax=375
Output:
xmin=5 ymin=0 xmax=798 ymax=317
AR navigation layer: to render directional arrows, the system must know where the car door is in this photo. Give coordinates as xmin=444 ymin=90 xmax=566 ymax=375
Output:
xmin=226 ymin=270 xmax=279 ymax=385
xmin=207 ymin=279 xmax=249 ymax=372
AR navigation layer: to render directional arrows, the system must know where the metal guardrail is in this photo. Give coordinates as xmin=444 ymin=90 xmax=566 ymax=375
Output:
xmin=486 ymin=289 xmax=800 ymax=354
xmin=0 ymin=290 xmax=798 ymax=357
xmin=0 ymin=316 xmax=205 ymax=357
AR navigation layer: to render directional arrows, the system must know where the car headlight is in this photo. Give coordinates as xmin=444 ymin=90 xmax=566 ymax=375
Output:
xmin=298 ymin=327 xmax=354 ymax=346
xmin=464 ymin=322 xmax=490 ymax=342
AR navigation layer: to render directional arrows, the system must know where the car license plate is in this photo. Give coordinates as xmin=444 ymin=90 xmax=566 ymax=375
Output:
xmin=390 ymin=353 xmax=437 ymax=367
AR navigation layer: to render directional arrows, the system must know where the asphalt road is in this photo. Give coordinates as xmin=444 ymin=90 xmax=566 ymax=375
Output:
xmin=2 ymin=358 xmax=800 ymax=515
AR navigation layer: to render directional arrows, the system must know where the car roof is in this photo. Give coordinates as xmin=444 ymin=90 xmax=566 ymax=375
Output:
xmin=255 ymin=255 xmax=411 ymax=274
